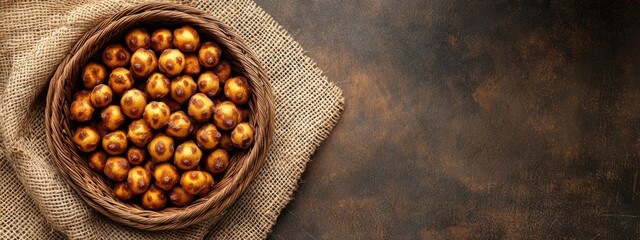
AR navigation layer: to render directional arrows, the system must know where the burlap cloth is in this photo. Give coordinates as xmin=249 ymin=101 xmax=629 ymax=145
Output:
xmin=0 ymin=0 xmax=344 ymax=239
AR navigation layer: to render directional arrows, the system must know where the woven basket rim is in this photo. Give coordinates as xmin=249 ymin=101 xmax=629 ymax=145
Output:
xmin=44 ymin=3 xmax=275 ymax=230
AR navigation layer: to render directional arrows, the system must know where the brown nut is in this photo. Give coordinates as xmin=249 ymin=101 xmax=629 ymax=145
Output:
xmin=197 ymin=71 xmax=220 ymax=98
xmin=72 ymin=126 xmax=100 ymax=152
xmin=143 ymin=101 xmax=171 ymax=129
xmin=100 ymin=105 xmax=126 ymax=131
xmin=188 ymin=93 xmax=214 ymax=122
xmin=125 ymin=28 xmax=150 ymax=52
xmin=219 ymin=133 xmax=235 ymax=152
xmin=90 ymin=84 xmax=113 ymax=108
xmin=170 ymin=75 xmax=197 ymax=104
xmin=102 ymin=130 xmax=128 ymax=155
xmin=182 ymin=54 xmax=201 ymax=76
xmin=127 ymin=166 xmax=151 ymax=195
xmin=70 ymin=99 xmax=94 ymax=122
xmin=166 ymin=111 xmax=193 ymax=138
xmin=196 ymin=124 xmax=221 ymax=150
xmin=212 ymin=60 xmax=232 ymax=82
xmin=224 ymin=76 xmax=251 ymax=105
xmin=180 ymin=170 xmax=208 ymax=195
xmin=169 ymin=185 xmax=195 ymax=206
xmin=126 ymin=146 xmax=146 ymax=165
xmin=198 ymin=41 xmax=222 ymax=67
xmin=108 ymin=67 xmax=134 ymax=95
xmin=145 ymin=73 xmax=170 ymax=99
xmin=113 ymin=182 xmax=134 ymax=201
xmin=174 ymin=140 xmax=202 ymax=170
xmin=173 ymin=25 xmax=200 ymax=53
xmin=205 ymin=149 xmax=229 ymax=174
xmin=158 ymin=49 xmax=185 ymax=77
xmin=231 ymin=122 xmax=255 ymax=149
xmin=142 ymin=186 xmax=166 ymax=210
xmin=153 ymin=163 xmax=179 ymax=191
xmin=213 ymin=101 xmax=239 ymax=131
xmin=197 ymin=172 xmax=215 ymax=196
xmin=104 ymin=156 xmax=130 ymax=181
xmin=127 ymin=119 xmax=153 ymax=147
xmin=150 ymin=28 xmax=173 ymax=53
xmin=120 ymin=89 xmax=147 ymax=119
xmin=147 ymin=133 xmax=174 ymax=162
xmin=102 ymin=44 xmax=131 ymax=69
xmin=74 ymin=89 xmax=92 ymax=102
xmin=81 ymin=62 xmax=107 ymax=89
xmin=130 ymin=48 xmax=158 ymax=78
xmin=87 ymin=151 xmax=108 ymax=173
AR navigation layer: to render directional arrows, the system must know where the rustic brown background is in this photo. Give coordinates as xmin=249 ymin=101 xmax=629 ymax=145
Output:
xmin=255 ymin=0 xmax=640 ymax=239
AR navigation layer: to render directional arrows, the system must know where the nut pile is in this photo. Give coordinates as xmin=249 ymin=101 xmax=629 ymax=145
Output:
xmin=70 ymin=25 xmax=255 ymax=210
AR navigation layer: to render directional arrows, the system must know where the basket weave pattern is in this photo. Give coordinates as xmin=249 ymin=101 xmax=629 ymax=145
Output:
xmin=44 ymin=3 xmax=275 ymax=230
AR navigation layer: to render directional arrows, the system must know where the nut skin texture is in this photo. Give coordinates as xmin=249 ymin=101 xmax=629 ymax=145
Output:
xmin=143 ymin=101 xmax=171 ymax=129
xmin=74 ymin=89 xmax=92 ymax=102
xmin=182 ymin=54 xmax=201 ymax=76
xmin=145 ymin=73 xmax=170 ymax=99
xmin=142 ymin=186 xmax=166 ymax=210
xmin=120 ymin=89 xmax=147 ymax=119
xmin=127 ymin=166 xmax=151 ymax=195
xmin=196 ymin=123 xmax=221 ymax=150
xmin=127 ymin=119 xmax=153 ymax=147
xmin=205 ymin=149 xmax=229 ymax=174
xmin=81 ymin=62 xmax=107 ymax=89
xmin=147 ymin=133 xmax=175 ymax=162
xmin=108 ymin=67 xmax=134 ymax=95
xmin=90 ymin=84 xmax=113 ymax=108
xmin=173 ymin=25 xmax=200 ymax=53
xmin=126 ymin=146 xmax=146 ymax=165
xmin=212 ymin=60 xmax=232 ymax=83
xmin=169 ymin=186 xmax=195 ymax=206
xmin=197 ymin=172 xmax=215 ymax=197
xmin=170 ymin=75 xmax=197 ymax=104
xmin=180 ymin=170 xmax=208 ymax=195
xmin=231 ymin=122 xmax=255 ymax=149
xmin=113 ymin=182 xmax=134 ymax=201
xmin=87 ymin=151 xmax=108 ymax=173
xmin=166 ymin=111 xmax=193 ymax=138
xmin=130 ymin=48 xmax=158 ymax=78
xmin=150 ymin=28 xmax=173 ymax=53
xmin=100 ymin=105 xmax=126 ymax=131
xmin=174 ymin=140 xmax=202 ymax=170
xmin=72 ymin=126 xmax=100 ymax=152
xmin=153 ymin=163 xmax=179 ymax=191
xmin=102 ymin=130 xmax=128 ymax=155
xmin=102 ymin=44 xmax=131 ymax=69
xmin=219 ymin=133 xmax=235 ymax=152
xmin=198 ymin=41 xmax=222 ymax=68
xmin=125 ymin=28 xmax=150 ymax=52
xmin=70 ymin=100 xmax=94 ymax=122
xmin=224 ymin=76 xmax=251 ymax=105
xmin=213 ymin=101 xmax=239 ymax=131
xmin=104 ymin=157 xmax=130 ymax=181
xmin=158 ymin=49 xmax=185 ymax=77
xmin=188 ymin=93 xmax=214 ymax=122
xmin=197 ymin=71 xmax=221 ymax=98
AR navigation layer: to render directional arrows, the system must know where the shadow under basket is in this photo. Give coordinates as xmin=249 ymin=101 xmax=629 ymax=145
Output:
xmin=44 ymin=3 xmax=275 ymax=230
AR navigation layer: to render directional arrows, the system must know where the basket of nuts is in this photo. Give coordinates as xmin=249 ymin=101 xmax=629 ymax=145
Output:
xmin=44 ymin=3 xmax=274 ymax=230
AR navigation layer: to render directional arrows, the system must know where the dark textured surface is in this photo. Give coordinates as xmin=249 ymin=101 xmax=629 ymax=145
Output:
xmin=254 ymin=0 xmax=640 ymax=239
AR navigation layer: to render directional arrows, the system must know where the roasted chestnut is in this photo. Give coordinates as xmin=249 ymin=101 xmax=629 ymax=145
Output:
xmin=173 ymin=25 xmax=200 ymax=52
xmin=127 ymin=166 xmax=151 ymax=195
xmin=125 ymin=28 xmax=150 ymax=52
xmin=72 ymin=126 xmax=100 ymax=152
xmin=205 ymin=149 xmax=229 ymax=174
xmin=102 ymin=130 xmax=128 ymax=155
xmin=126 ymin=146 xmax=146 ymax=165
xmin=150 ymin=28 xmax=173 ymax=53
xmin=90 ymin=84 xmax=113 ymax=108
xmin=102 ymin=44 xmax=130 ymax=69
xmin=81 ymin=62 xmax=107 ymax=89
xmin=143 ymin=101 xmax=171 ymax=130
xmin=70 ymin=99 xmax=94 ymax=122
xmin=213 ymin=101 xmax=239 ymax=131
xmin=198 ymin=41 xmax=221 ymax=67
xmin=130 ymin=48 xmax=158 ymax=78
xmin=174 ymin=140 xmax=202 ymax=170
xmin=158 ymin=49 xmax=185 ymax=77
xmin=100 ymin=105 xmax=126 ymax=131
xmin=147 ymin=133 xmax=174 ymax=162
xmin=195 ymin=123 xmax=221 ymax=150
xmin=104 ymin=156 xmax=130 ymax=181
xmin=127 ymin=119 xmax=153 ymax=147
xmin=166 ymin=111 xmax=193 ymax=138
xmin=87 ymin=151 xmax=108 ymax=173
xmin=142 ymin=186 xmax=166 ymax=210
xmin=187 ymin=93 xmax=214 ymax=122
xmin=153 ymin=163 xmax=179 ymax=191
xmin=120 ymin=89 xmax=147 ymax=119
xmin=170 ymin=75 xmax=197 ymax=104
xmin=145 ymin=72 xmax=170 ymax=99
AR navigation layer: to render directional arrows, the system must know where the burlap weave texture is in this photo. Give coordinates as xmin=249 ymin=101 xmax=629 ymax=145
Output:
xmin=0 ymin=0 xmax=344 ymax=239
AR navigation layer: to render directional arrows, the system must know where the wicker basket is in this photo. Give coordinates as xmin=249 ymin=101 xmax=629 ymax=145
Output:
xmin=44 ymin=3 xmax=275 ymax=230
